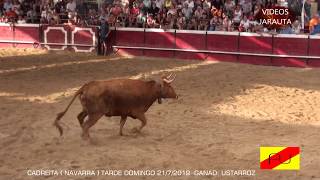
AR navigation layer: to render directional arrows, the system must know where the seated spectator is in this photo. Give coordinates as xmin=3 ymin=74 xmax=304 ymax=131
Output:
xmin=309 ymin=14 xmax=320 ymax=35
xmin=198 ymin=13 xmax=208 ymax=30
xmin=148 ymin=2 xmax=159 ymax=17
xmin=222 ymin=16 xmax=232 ymax=31
xmin=239 ymin=15 xmax=250 ymax=32
xmin=162 ymin=13 xmax=173 ymax=29
xmin=291 ymin=20 xmax=301 ymax=34
xmin=187 ymin=16 xmax=197 ymax=30
xmin=211 ymin=6 xmax=223 ymax=18
xmin=194 ymin=6 xmax=204 ymax=20
xmin=16 ymin=15 xmax=26 ymax=23
xmin=279 ymin=25 xmax=293 ymax=34
xmin=146 ymin=14 xmax=156 ymax=28
xmin=209 ymin=16 xmax=218 ymax=31
xmin=167 ymin=5 xmax=177 ymax=17
xmin=176 ymin=11 xmax=186 ymax=29
xmin=26 ymin=4 xmax=37 ymax=23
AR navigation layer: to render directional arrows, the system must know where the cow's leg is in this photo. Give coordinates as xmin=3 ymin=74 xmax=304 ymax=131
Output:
xmin=135 ymin=114 xmax=147 ymax=132
xmin=81 ymin=113 xmax=103 ymax=140
xmin=119 ymin=116 xmax=127 ymax=136
xmin=77 ymin=110 xmax=87 ymax=127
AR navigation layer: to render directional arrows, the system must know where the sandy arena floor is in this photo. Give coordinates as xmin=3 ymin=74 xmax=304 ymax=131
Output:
xmin=0 ymin=48 xmax=319 ymax=180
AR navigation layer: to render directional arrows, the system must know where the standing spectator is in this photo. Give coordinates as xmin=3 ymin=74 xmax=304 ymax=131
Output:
xmin=211 ymin=0 xmax=223 ymax=10
xmin=66 ymin=0 xmax=76 ymax=20
xmin=155 ymin=0 xmax=164 ymax=9
xmin=184 ymin=0 xmax=194 ymax=10
xmin=203 ymin=0 xmax=211 ymax=12
xmin=76 ymin=0 xmax=87 ymax=21
xmin=241 ymin=0 xmax=252 ymax=16
xmin=4 ymin=0 xmax=13 ymax=12
xmin=143 ymin=0 xmax=151 ymax=10
xmin=224 ymin=0 xmax=235 ymax=17
xmin=232 ymin=4 xmax=242 ymax=29
xmin=253 ymin=3 xmax=261 ymax=16
xmin=12 ymin=0 xmax=21 ymax=16
xmin=164 ymin=0 xmax=172 ymax=9
xmin=181 ymin=3 xmax=192 ymax=20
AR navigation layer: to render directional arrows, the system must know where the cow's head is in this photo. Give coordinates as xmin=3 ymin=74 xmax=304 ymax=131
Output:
xmin=159 ymin=73 xmax=178 ymax=102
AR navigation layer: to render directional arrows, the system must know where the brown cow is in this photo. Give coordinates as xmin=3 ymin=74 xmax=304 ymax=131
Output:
xmin=54 ymin=74 xmax=177 ymax=140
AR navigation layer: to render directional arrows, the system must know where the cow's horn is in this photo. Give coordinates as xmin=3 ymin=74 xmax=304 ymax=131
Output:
xmin=163 ymin=74 xmax=175 ymax=83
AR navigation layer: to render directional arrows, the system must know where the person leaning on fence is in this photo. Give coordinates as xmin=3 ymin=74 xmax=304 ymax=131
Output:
xmin=98 ymin=14 xmax=111 ymax=56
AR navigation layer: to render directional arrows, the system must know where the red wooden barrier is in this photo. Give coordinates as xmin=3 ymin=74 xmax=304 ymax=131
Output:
xmin=115 ymin=27 xmax=144 ymax=56
xmin=207 ymin=31 xmax=238 ymax=62
xmin=43 ymin=25 xmax=68 ymax=50
xmin=308 ymin=36 xmax=320 ymax=67
xmin=175 ymin=30 xmax=206 ymax=60
xmin=272 ymin=34 xmax=308 ymax=67
xmin=71 ymin=26 xmax=96 ymax=52
xmin=0 ymin=24 xmax=14 ymax=48
xmin=144 ymin=29 xmax=175 ymax=58
xmin=14 ymin=24 xmax=40 ymax=48
xmin=238 ymin=33 xmax=272 ymax=65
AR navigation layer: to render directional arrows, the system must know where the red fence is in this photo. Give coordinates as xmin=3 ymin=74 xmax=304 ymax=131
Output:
xmin=1 ymin=24 xmax=320 ymax=68
xmin=111 ymin=28 xmax=320 ymax=68
xmin=0 ymin=23 xmax=97 ymax=52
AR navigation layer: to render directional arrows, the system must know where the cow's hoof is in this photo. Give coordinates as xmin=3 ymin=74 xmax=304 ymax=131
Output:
xmin=81 ymin=134 xmax=90 ymax=141
xmin=131 ymin=127 xmax=140 ymax=133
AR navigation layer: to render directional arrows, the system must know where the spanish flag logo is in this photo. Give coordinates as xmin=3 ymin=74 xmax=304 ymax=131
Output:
xmin=260 ymin=147 xmax=300 ymax=170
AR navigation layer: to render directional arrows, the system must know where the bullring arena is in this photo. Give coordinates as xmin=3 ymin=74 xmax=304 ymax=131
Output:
xmin=0 ymin=47 xmax=320 ymax=180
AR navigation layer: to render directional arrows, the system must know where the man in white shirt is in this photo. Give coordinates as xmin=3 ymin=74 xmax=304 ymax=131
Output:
xmin=66 ymin=0 xmax=77 ymax=12
xmin=66 ymin=0 xmax=77 ymax=19
xmin=185 ymin=0 xmax=194 ymax=10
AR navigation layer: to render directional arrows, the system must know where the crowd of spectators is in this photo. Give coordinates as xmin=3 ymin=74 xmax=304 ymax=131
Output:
xmin=0 ymin=0 xmax=319 ymax=34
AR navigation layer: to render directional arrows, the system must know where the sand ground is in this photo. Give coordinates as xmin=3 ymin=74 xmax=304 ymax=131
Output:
xmin=0 ymin=48 xmax=319 ymax=180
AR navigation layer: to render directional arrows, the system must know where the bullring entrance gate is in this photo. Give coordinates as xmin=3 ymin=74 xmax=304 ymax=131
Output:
xmin=1 ymin=23 xmax=320 ymax=68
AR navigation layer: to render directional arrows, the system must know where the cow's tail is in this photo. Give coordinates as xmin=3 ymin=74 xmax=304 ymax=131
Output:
xmin=54 ymin=85 xmax=85 ymax=136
